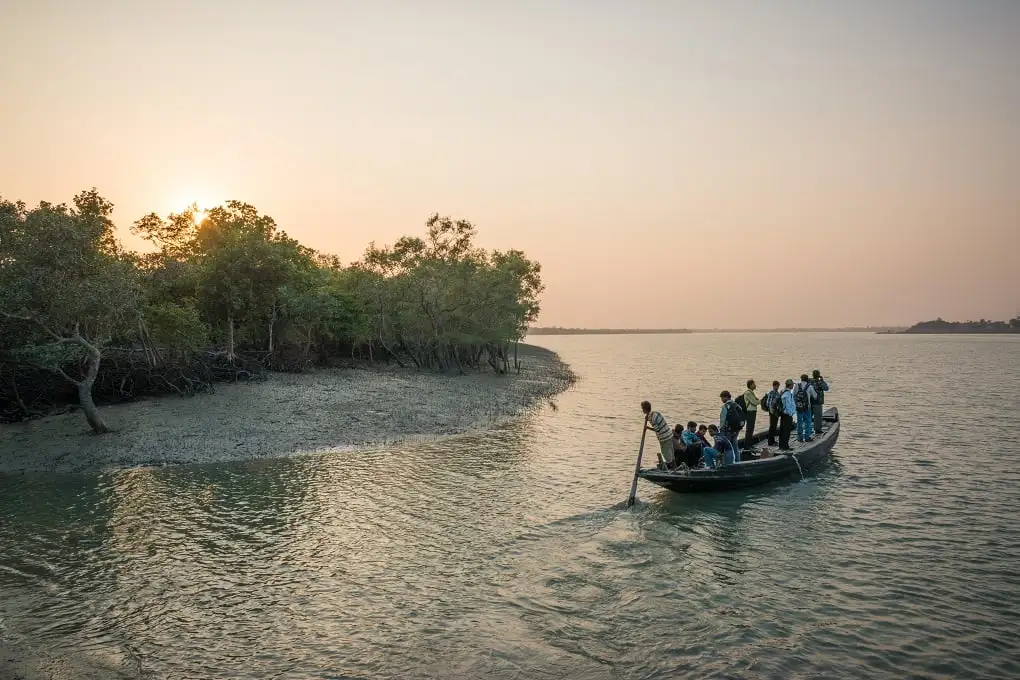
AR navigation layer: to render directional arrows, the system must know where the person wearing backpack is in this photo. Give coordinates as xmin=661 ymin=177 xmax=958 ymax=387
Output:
xmin=779 ymin=379 xmax=796 ymax=450
xmin=763 ymin=380 xmax=782 ymax=446
xmin=793 ymin=374 xmax=818 ymax=442
xmin=742 ymin=379 xmax=760 ymax=451
xmin=810 ymin=369 xmax=829 ymax=435
xmin=717 ymin=390 xmax=744 ymax=464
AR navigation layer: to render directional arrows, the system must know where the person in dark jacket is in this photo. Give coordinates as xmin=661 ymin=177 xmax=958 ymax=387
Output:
xmin=742 ymin=379 xmax=760 ymax=450
xmin=762 ymin=380 xmax=781 ymax=446
xmin=810 ymin=369 xmax=829 ymax=435
xmin=696 ymin=424 xmax=710 ymax=447
xmin=716 ymin=391 xmax=741 ymax=464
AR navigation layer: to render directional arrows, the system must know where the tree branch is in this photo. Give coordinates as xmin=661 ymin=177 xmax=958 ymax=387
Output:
xmin=50 ymin=365 xmax=82 ymax=387
xmin=1 ymin=310 xmax=65 ymax=343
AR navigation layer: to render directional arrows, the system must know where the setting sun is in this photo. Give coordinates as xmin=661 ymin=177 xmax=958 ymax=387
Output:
xmin=192 ymin=210 xmax=208 ymax=225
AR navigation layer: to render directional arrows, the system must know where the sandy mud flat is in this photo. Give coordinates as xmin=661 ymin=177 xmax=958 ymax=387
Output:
xmin=0 ymin=344 xmax=575 ymax=475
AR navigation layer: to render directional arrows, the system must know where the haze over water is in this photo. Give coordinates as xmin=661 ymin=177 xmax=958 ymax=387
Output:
xmin=2 ymin=333 xmax=1019 ymax=678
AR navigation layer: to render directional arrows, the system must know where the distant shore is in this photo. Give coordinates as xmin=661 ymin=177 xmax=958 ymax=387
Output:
xmin=528 ymin=326 xmax=905 ymax=335
xmin=881 ymin=318 xmax=1020 ymax=335
xmin=528 ymin=327 xmax=692 ymax=335
xmin=0 ymin=344 xmax=576 ymax=475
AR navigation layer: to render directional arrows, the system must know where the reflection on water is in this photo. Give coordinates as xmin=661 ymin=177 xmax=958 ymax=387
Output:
xmin=3 ymin=333 xmax=1020 ymax=678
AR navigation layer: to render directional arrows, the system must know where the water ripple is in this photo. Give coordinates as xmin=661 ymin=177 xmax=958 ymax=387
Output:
xmin=2 ymin=333 xmax=1020 ymax=678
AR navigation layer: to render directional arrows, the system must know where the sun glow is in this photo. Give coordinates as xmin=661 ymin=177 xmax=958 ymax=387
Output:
xmin=192 ymin=210 xmax=208 ymax=225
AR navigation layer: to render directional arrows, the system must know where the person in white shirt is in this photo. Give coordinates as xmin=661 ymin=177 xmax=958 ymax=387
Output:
xmin=641 ymin=400 xmax=675 ymax=468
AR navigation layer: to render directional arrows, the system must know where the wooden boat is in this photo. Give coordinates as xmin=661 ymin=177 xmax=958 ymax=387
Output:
xmin=637 ymin=407 xmax=841 ymax=493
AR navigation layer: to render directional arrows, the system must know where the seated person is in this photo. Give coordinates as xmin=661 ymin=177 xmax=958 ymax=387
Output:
xmin=700 ymin=443 xmax=720 ymax=468
xmin=696 ymin=424 xmax=711 ymax=447
xmin=673 ymin=424 xmax=702 ymax=468
xmin=707 ymin=424 xmax=736 ymax=466
xmin=682 ymin=421 xmax=702 ymax=447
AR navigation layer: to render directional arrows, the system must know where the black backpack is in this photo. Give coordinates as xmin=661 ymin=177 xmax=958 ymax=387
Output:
xmin=769 ymin=390 xmax=784 ymax=416
xmin=794 ymin=384 xmax=809 ymax=411
xmin=811 ymin=379 xmax=825 ymax=404
xmin=725 ymin=402 xmax=746 ymax=432
xmin=734 ymin=393 xmax=747 ymax=411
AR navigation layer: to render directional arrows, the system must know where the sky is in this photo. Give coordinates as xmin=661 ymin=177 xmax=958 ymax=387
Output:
xmin=2 ymin=0 xmax=1018 ymax=328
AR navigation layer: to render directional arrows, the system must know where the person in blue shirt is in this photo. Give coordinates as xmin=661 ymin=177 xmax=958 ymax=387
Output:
xmin=794 ymin=374 xmax=818 ymax=442
xmin=681 ymin=421 xmax=702 ymax=447
xmin=680 ymin=421 xmax=717 ymax=467
xmin=779 ymin=379 xmax=797 ymax=451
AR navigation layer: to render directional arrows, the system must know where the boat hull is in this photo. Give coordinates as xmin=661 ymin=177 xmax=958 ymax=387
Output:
xmin=637 ymin=407 xmax=841 ymax=493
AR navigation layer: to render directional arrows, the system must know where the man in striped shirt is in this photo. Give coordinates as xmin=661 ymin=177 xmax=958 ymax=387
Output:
xmin=641 ymin=401 xmax=676 ymax=468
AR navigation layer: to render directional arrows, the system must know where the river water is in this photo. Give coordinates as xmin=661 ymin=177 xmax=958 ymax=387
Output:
xmin=2 ymin=333 xmax=1019 ymax=679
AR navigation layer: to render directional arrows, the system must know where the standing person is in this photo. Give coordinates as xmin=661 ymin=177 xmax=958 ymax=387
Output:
xmin=763 ymin=380 xmax=782 ymax=446
xmin=779 ymin=379 xmax=796 ymax=450
xmin=810 ymin=369 xmax=829 ymax=435
xmin=641 ymin=401 xmax=675 ymax=469
xmin=793 ymin=374 xmax=818 ymax=442
xmin=717 ymin=390 xmax=744 ymax=464
xmin=742 ymin=379 xmax=760 ymax=450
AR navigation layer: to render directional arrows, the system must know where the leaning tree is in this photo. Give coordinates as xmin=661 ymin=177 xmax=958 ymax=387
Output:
xmin=0 ymin=189 xmax=139 ymax=433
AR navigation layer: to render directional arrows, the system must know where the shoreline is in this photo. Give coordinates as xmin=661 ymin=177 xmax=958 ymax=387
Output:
xmin=0 ymin=344 xmax=576 ymax=476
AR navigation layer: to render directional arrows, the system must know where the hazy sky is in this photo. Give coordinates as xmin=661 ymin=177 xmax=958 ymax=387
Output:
xmin=2 ymin=0 xmax=1018 ymax=328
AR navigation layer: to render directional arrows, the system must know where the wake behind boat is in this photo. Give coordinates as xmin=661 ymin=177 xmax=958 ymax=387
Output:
xmin=636 ymin=407 xmax=840 ymax=493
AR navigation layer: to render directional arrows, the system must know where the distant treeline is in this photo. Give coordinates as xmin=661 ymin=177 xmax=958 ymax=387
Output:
xmin=1 ymin=190 xmax=543 ymax=432
xmin=528 ymin=326 xmax=904 ymax=335
xmin=900 ymin=317 xmax=1020 ymax=334
xmin=528 ymin=327 xmax=692 ymax=335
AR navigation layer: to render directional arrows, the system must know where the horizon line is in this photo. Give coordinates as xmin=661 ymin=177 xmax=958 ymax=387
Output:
xmin=527 ymin=326 xmax=907 ymax=333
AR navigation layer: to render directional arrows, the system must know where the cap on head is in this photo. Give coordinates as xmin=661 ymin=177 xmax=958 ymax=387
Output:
xmin=786 ymin=379 xmax=794 ymax=387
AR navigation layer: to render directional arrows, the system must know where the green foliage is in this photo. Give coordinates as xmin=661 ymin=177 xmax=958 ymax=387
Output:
xmin=2 ymin=191 xmax=545 ymax=423
xmin=0 ymin=189 xmax=139 ymax=346
xmin=10 ymin=342 xmax=87 ymax=370
xmin=348 ymin=214 xmax=544 ymax=371
xmin=144 ymin=301 xmax=208 ymax=352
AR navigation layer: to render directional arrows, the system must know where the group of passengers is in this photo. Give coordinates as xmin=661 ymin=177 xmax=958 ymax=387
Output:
xmin=640 ymin=369 xmax=830 ymax=471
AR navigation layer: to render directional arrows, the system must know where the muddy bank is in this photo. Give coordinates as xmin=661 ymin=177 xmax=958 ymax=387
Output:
xmin=0 ymin=344 xmax=575 ymax=475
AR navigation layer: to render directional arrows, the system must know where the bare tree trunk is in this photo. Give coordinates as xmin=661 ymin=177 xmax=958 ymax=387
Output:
xmin=77 ymin=341 xmax=108 ymax=434
xmin=226 ymin=312 xmax=236 ymax=364
xmin=513 ymin=340 xmax=520 ymax=373
xmin=138 ymin=316 xmax=156 ymax=367
xmin=377 ymin=336 xmax=406 ymax=368
xmin=268 ymin=300 xmax=277 ymax=353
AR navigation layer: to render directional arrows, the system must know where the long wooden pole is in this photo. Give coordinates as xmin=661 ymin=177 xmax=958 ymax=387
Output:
xmin=626 ymin=416 xmax=649 ymax=508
